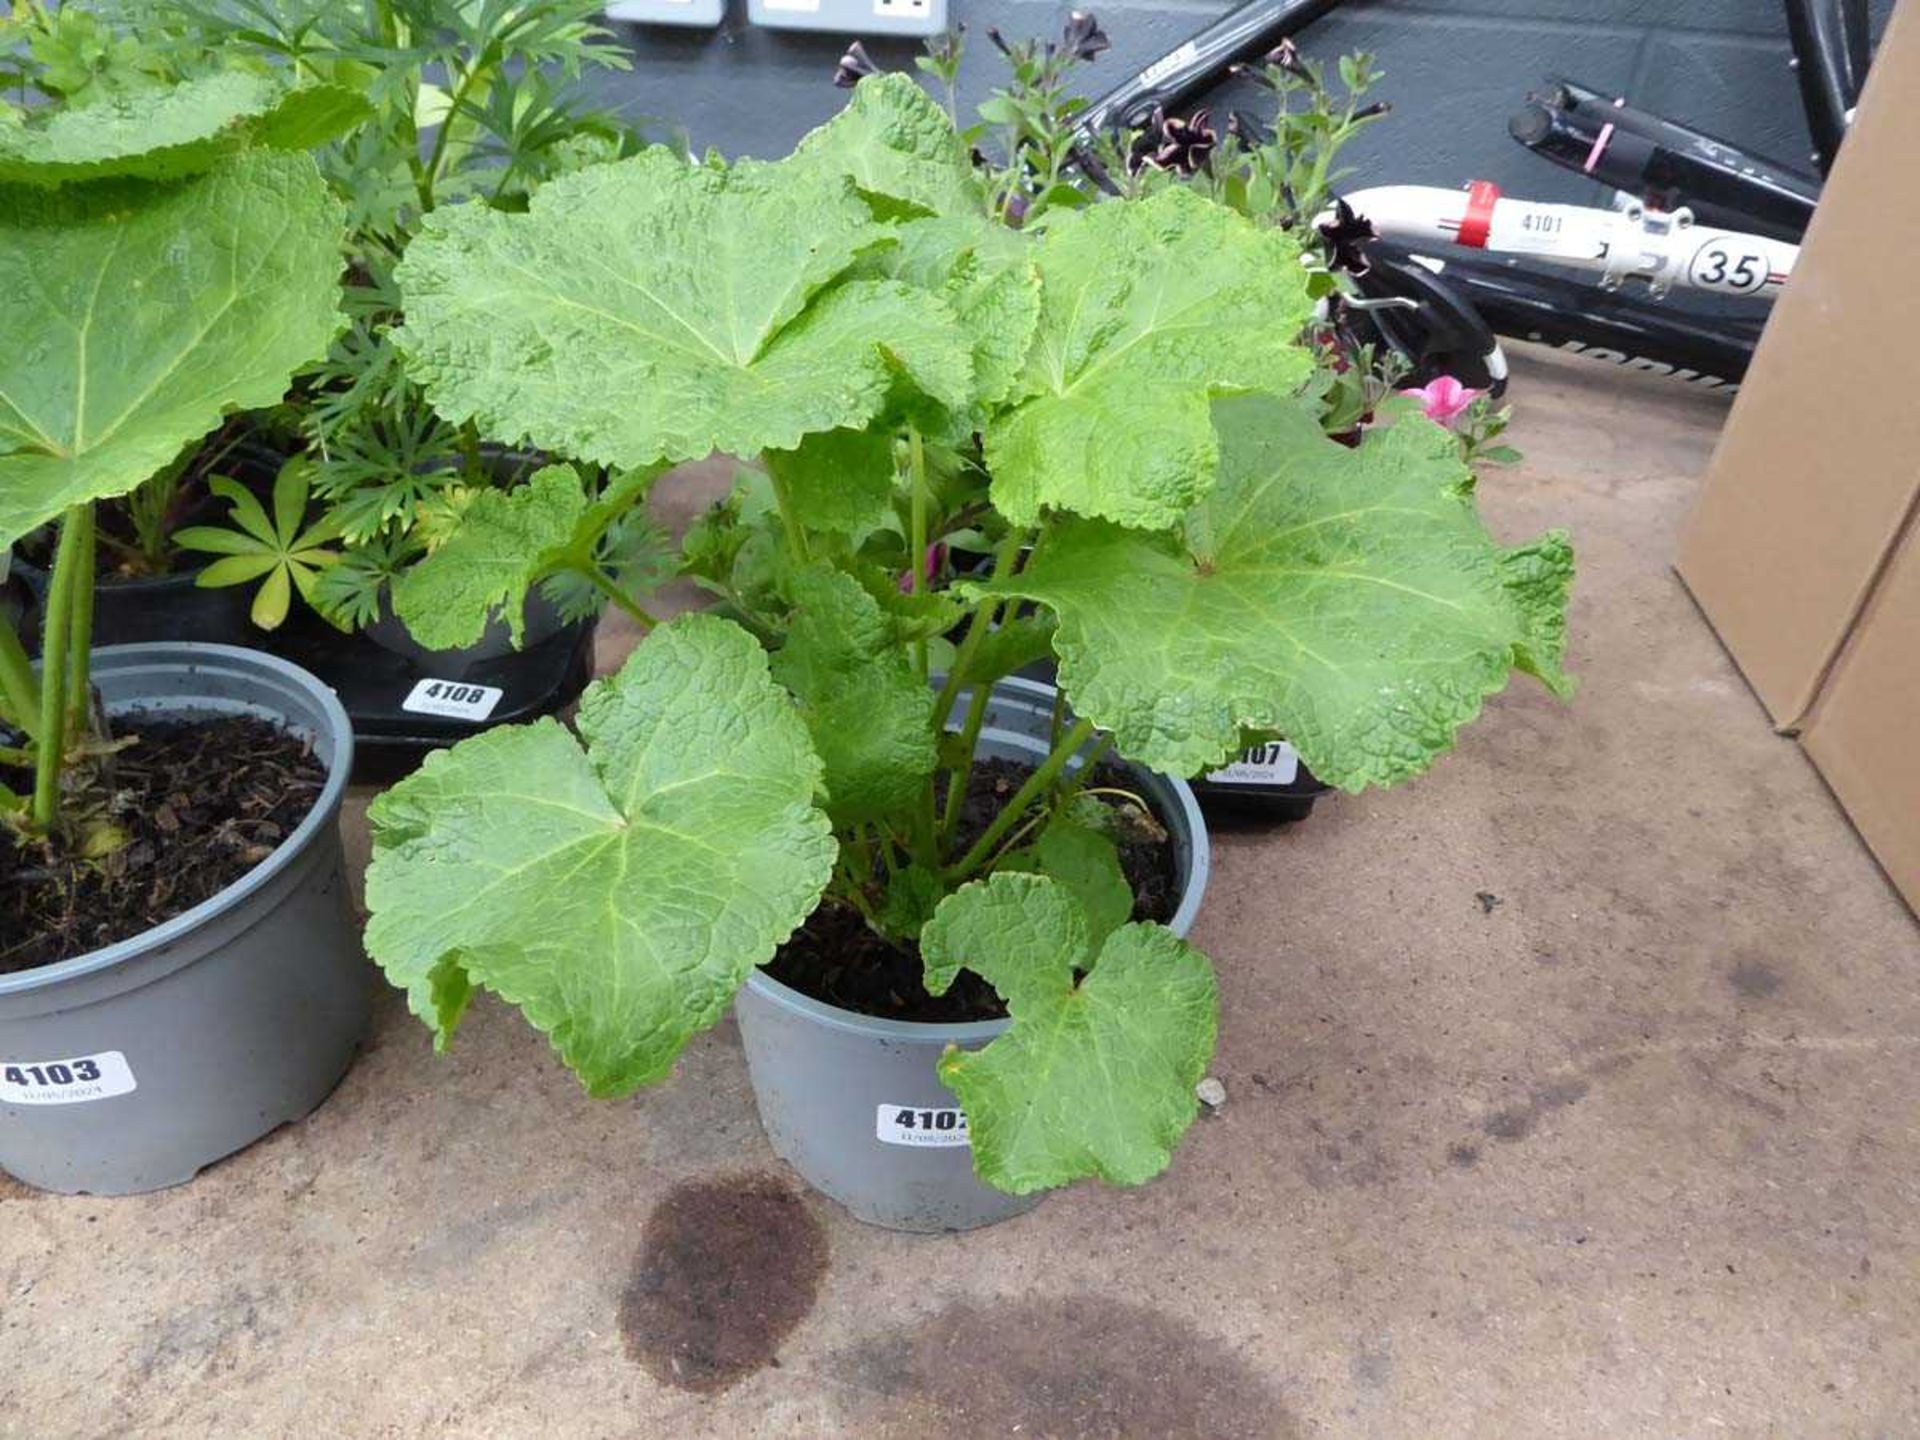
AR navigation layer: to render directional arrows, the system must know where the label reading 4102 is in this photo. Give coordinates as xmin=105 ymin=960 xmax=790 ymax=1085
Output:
xmin=401 ymin=678 xmax=504 ymax=722
xmin=1 ymin=1051 xmax=137 ymax=1106
xmin=875 ymin=1103 xmax=971 ymax=1148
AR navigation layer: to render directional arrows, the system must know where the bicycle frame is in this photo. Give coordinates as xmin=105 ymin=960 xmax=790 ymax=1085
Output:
xmin=1071 ymin=0 xmax=1870 ymax=391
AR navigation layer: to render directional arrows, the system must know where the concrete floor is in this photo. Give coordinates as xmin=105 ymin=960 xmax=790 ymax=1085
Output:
xmin=5 ymin=347 xmax=1918 ymax=1438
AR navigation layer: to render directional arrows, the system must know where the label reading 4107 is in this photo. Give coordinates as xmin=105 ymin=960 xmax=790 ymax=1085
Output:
xmin=1 ymin=1051 xmax=137 ymax=1106
xmin=875 ymin=1103 xmax=971 ymax=1148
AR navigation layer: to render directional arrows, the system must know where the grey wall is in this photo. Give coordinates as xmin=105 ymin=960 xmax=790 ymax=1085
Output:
xmin=587 ymin=0 xmax=1893 ymax=202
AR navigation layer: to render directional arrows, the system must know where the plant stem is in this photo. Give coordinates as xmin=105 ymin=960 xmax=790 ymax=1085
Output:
xmin=0 ymin=613 xmax=41 ymax=741
xmin=946 ymin=717 xmax=1096 ymax=882
xmin=938 ymin=681 xmax=993 ymax=847
xmin=581 ymin=566 xmax=659 ymax=630
xmin=929 ymin=528 xmax=1027 ymax=734
xmin=907 ymin=426 xmax=929 ymax=680
xmin=31 ymin=506 xmax=87 ymax=830
xmin=66 ymin=506 xmax=94 ymax=741
xmin=765 ymin=464 xmax=811 ymax=564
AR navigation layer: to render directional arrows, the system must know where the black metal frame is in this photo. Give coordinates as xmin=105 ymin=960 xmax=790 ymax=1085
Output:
xmin=1074 ymin=0 xmax=1876 ymax=389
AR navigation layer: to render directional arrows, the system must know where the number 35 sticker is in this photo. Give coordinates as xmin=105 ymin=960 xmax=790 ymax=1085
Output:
xmin=1 ymin=1051 xmax=137 ymax=1106
xmin=1688 ymin=241 xmax=1771 ymax=295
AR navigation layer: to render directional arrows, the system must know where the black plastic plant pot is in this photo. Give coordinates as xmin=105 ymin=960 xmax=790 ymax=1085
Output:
xmin=0 ymin=644 xmax=370 ymax=1196
xmin=261 ymin=605 xmax=599 ymax=783
xmin=8 ymin=556 xmax=254 ymax=652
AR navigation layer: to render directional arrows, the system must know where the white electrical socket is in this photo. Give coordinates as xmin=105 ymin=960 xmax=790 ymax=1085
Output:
xmin=747 ymin=0 xmax=944 ymax=38
xmin=604 ymin=0 xmax=724 ymax=29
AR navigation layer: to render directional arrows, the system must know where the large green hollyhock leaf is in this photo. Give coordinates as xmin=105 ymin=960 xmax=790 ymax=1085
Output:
xmin=790 ymin=72 xmax=981 ymax=219
xmin=984 ymin=186 xmax=1314 ymax=529
xmin=921 ymin=873 xmax=1217 ymax=1193
xmin=394 ymin=147 xmax=973 ymax=468
xmin=770 ymin=567 xmax=937 ymax=823
xmin=0 ymin=72 xmax=370 ymax=186
xmin=884 ymin=214 xmax=1041 ymax=418
xmin=364 ymin=614 xmax=836 ymax=1097
xmin=982 ymin=394 xmax=1576 ymax=788
xmin=0 ymin=150 xmax=345 ymax=548
xmin=390 ymin=465 xmax=586 ymax=651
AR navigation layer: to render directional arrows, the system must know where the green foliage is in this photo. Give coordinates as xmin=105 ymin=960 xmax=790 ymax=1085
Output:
xmin=364 ymin=614 xmax=836 ymax=1096
xmin=394 ymin=148 xmax=974 ymax=469
xmin=0 ymin=149 xmax=346 ymax=550
xmin=978 ymin=393 xmax=1575 ymax=785
xmin=0 ymin=70 xmax=370 ymax=185
xmin=791 ymin=70 xmax=980 ymax=218
xmin=770 ymin=567 xmax=938 ymax=825
xmin=174 ymin=460 xmax=343 ymax=629
xmin=362 ymin=59 xmax=1575 ymax=1198
xmin=984 ymin=187 xmax=1315 ymax=529
xmin=921 ymin=872 xmax=1216 ymax=1192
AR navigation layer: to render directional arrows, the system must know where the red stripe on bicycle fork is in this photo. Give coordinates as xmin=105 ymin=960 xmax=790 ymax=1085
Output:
xmin=1458 ymin=179 xmax=1500 ymax=248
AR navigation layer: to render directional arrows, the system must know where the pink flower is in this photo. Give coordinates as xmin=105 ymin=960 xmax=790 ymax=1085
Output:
xmin=1400 ymin=375 xmax=1483 ymax=427
xmin=898 ymin=542 xmax=946 ymax=593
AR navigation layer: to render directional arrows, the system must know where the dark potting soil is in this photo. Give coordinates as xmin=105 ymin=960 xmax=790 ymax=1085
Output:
xmin=763 ymin=756 xmax=1181 ymax=1024
xmin=0 ymin=715 xmax=326 ymax=975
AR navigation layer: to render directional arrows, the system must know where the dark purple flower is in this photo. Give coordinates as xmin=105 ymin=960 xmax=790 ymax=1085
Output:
xmin=1061 ymin=10 xmax=1110 ymax=61
xmin=1129 ymin=106 xmax=1217 ymax=176
xmin=1316 ymin=195 xmax=1376 ymax=275
xmin=833 ymin=41 xmax=881 ymax=89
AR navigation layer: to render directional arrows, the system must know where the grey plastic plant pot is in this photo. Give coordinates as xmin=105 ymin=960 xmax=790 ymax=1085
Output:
xmin=734 ymin=708 xmax=1210 ymax=1233
xmin=0 ymin=644 xmax=369 ymax=1196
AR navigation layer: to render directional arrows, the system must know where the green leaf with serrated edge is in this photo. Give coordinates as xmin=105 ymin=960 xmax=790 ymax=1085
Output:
xmin=770 ymin=567 xmax=937 ymax=824
xmin=364 ymin=614 xmax=836 ymax=1097
xmin=1496 ymin=533 xmax=1578 ymax=696
xmin=976 ymin=394 xmax=1576 ymax=789
xmin=763 ymin=426 xmax=895 ymax=535
xmin=0 ymin=151 xmax=345 ymax=549
xmin=882 ymin=214 xmax=1041 ymax=415
xmin=391 ymin=466 xmax=586 ymax=651
xmin=1002 ymin=820 xmax=1132 ymax=950
xmin=957 ymin=612 xmax=1056 ymax=688
xmin=394 ymin=147 xmax=972 ymax=468
xmin=0 ymin=73 xmax=369 ymax=186
xmin=983 ymin=187 xmax=1315 ymax=529
xmin=921 ymin=873 xmax=1218 ymax=1193
xmin=790 ymin=72 xmax=981 ymax=219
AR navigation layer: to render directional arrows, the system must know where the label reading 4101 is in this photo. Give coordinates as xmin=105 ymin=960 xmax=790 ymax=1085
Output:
xmin=1 ymin=1051 xmax=137 ymax=1106
xmin=401 ymin=678 xmax=504 ymax=722
xmin=875 ymin=1104 xmax=971 ymax=1148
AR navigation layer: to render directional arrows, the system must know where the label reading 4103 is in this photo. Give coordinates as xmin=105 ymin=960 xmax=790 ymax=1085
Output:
xmin=401 ymin=678 xmax=504 ymax=722
xmin=875 ymin=1103 xmax=971 ymax=1148
xmin=1 ymin=1051 xmax=137 ymax=1106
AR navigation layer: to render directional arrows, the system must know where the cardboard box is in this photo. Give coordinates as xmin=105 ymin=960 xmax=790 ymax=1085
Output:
xmin=1675 ymin=0 xmax=1920 ymax=910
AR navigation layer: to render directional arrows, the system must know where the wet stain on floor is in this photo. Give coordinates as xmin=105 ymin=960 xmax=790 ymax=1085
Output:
xmin=834 ymin=1293 xmax=1299 ymax=1438
xmin=1483 ymin=1076 xmax=1592 ymax=1143
xmin=0 ymin=1169 xmax=39 ymax=1201
xmin=1729 ymin=959 xmax=1784 ymax=999
xmin=619 ymin=1171 xmax=827 ymax=1394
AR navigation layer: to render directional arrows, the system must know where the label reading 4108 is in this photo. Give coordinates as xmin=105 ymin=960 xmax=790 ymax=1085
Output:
xmin=875 ymin=1103 xmax=971 ymax=1148
xmin=1 ymin=1050 xmax=137 ymax=1106
xmin=401 ymin=678 xmax=504 ymax=722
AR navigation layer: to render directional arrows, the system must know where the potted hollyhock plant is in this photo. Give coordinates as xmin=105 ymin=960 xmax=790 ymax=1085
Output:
xmin=0 ymin=102 xmax=369 ymax=1194
xmin=358 ymin=68 xmax=1574 ymax=1231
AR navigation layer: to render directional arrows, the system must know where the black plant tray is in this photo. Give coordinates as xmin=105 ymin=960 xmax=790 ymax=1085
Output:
xmin=1189 ymin=750 xmax=1332 ymax=823
xmin=261 ymin=610 xmax=599 ymax=784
